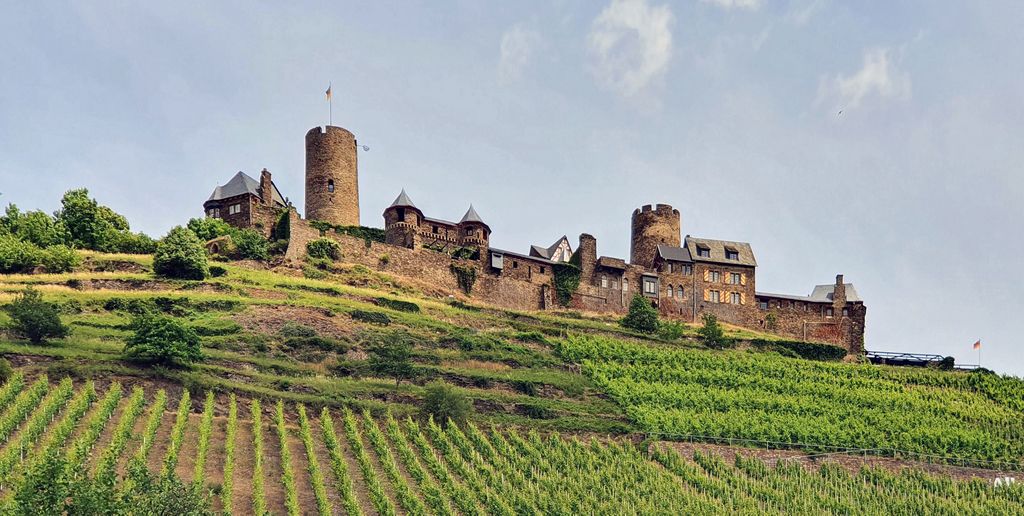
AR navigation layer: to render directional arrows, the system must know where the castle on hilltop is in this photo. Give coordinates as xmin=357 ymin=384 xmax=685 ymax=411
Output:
xmin=204 ymin=124 xmax=866 ymax=352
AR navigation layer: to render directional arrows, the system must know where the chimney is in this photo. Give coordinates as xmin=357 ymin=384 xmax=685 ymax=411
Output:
xmin=833 ymin=274 xmax=847 ymax=306
xmin=259 ymin=168 xmax=274 ymax=205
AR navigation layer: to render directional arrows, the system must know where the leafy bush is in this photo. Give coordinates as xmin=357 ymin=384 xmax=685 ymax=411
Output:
xmin=306 ymin=238 xmax=341 ymax=260
xmin=0 ymin=357 xmax=11 ymax=383
xmin=5 ymin=287 xmax=69 ymax=343
xmin=698 ymin=313 xmax=732 ymax=349
xmin=233 ymin=229 xmax=270 ymax=260
xmin=449 ymin=263 xmax=477 ymax=295
xmin=422 ymin=380 xmax=472 ymax=426
xmin=375 ymin=297 xmax=420 ymax=313
xmin=186 ymin=217 xmax=234 ymax=242
xmin=351 ymin=310 xmax=391 ymax=325
xmin=279 ymin=322 xmax=317 ymax=339
xmin=1 ymin=205 xmax=62 ymax=247
xmin=0 ymin=234 xmax=41 ymax=273
xmin=657 ymin=320 xmax=687 ymax=341
xmin=367 ymin=331 xmax=416 ymax=386
xmin=749 ymin=339 xmax=847 ymax=361
xmin=620 ymin=295 xmax=659 ymax=334
xmin=54 ymin=188 xmax=155 ymax=253
xmin=40 ymin=244 xmax=81 ymax=273
xmin=209 ymin=265 xmax=227 ymax=277
xmin=153 ymin=226 xmax=209 ymax=280
xmin=124 ymin=313 xmax=203 ymax=367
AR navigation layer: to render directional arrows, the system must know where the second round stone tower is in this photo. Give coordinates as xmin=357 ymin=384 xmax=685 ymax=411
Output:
xmin=305 ymin=126 xmax=359 ymax=226
xmin=630 ymin=204 xmax=681 ymax=268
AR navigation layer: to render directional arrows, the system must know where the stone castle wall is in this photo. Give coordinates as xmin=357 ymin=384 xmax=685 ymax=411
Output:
xmin=305 ymin=126 xmax=359 ymax=226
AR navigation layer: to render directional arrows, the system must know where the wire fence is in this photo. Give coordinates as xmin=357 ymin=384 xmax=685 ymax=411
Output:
xmin=646 ymin=431 xmax=1024 ymax=473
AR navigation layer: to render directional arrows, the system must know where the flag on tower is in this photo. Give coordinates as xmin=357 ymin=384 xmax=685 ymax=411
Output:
xmin=973 ymin=340 xmax=981 ymax=350
xmin=325 ymin=84 xmax=332 ymax=101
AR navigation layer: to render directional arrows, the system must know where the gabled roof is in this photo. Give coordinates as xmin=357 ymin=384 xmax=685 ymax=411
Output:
xmin=388 ymin=189 xmax=418 ymax=209
xmin=488 ymin=247 xmax=556 ymax=265
xmin=596 ymin=256 xmax=627 ymax=270
xmin=206 ymin=171 xmax=285 ymax=207
xmin=656 ymin=244 xmax=692 ymax=263
xmin=810 ymin=283 xmax=861 ymax=302
xmin=460 ymin=205 xmax=485 ymax=224
xmin=529 ymin=236 xmax=571 ymax=261
xmin=685 ymin=236 xmax=756 ymax=267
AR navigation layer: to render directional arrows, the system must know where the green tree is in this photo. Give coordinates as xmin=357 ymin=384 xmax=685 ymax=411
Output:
xmin=233 ymin=228 xmax=270 ymax=260
xmin=153 ymin=226 xmax=209 ymax=280
xmin=367 ymin=331 xmax=416 ymax=386
xmin=1 ymin=205 xmax=63 ymax=247
xmin=186 ymin=217 xmax=235 ymax=242
xmin=55 ymin=189 xmax=122 ymax=250
xmin=5 ymin=287 xmax=69 ymax=344
xmin=0 ymin=233 xmax=42 ymax=273
xmin=124 ymin=313 xmax=203 ymax=367
xmin=698 ymin=313 xmax=731 ymax=349
xmin=0 ymin=357 xmax=12 ymax=383
xmin=621 ymin=294 xmax=659 ymax=334
xmin=40 ymin=244 xmax=81 ymax=273
xmin=422 ymin=380 xmax=472 ymax=427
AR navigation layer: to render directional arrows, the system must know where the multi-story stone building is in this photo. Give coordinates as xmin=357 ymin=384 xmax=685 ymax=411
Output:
xmin=204 ymin=124 xmax=867 ymax=352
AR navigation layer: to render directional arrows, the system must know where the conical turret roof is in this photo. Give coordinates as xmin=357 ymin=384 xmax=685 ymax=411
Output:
xmin=460 ymin=204 xmax=485 ymax=224
xmin=389 ymin=189 xmax=417 ymax=209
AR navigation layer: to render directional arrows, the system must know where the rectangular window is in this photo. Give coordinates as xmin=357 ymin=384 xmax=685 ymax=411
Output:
xmin=432 ymin=225 xmax=439 ymax=233
xmin=759 ymin=301 xmax=768 ymax=310
xmin=666 ymin=286 xmax=673 ymax=298
xmin=729 ymin=273 xmax=741 ymax=285
xmin=697 ymin=247 xmax=711 ymax=258
xmin=513 ymin=261 xmax=518 ymax=269
xmin=709 ymin=271 xmax=721 ymax=283
xmin=683 ymin=264 xmax=693 ymax=275
xmin=540 ymin=266 xmax=546 ymax=274
xmin=842 ymin=308 xmax=849 ymax=317
xmin=228 ymin=204 xmax=241 ymax=215
xmin=710 ymin=290 xmax=721 ymax=303
xmin=622 ymin=278 xmax=628 ymax=292
xmin=825 ymin=307 xmax=834 ymax=318
xmin=731 ymin=292 xmax=741 ymax=304
xmin=726 ymin=250 xmax=739 ymax=260
xmin=611 ymin=280 xmax=618 ymax=289
xmin=644 ymin=280 xmax=657 ymax=294
xmin=601 ymin=276 xmax=608 ymax=288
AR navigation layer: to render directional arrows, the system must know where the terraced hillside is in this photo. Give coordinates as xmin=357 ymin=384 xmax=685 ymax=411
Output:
xmin=0 ymin=378 xmax=1021 ymax=515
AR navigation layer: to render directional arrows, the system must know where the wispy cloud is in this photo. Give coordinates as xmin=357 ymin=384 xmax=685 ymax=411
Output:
xmin=587 ymin=0 xmax=674 ymax=97
xmin=786 ymin=0 xmax=824 ymax=26
xmin=816 ymin=47 xmax=911 ymax=110
xmin=700 ymin=0 xmax=762 ymax=10
xmin=498 ymin=25 xmax=541 ymax=83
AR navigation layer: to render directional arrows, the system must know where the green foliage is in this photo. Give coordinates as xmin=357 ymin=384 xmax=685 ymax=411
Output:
xmin=334 ymin=224 xmax=386 ymax=243
xmin=351 ymin=309 xmax=391 ymax=325
xmin=153 ymin=226 xmax=209 ymax=280
xmin=54 ymin=188 xmax=154 ymax=253
xmin=0 ymin=357 xmax=10 ymax=383
xmin=764 ymin=311 xmax=779 ymax=331
xmin=422 ymin=381 xmax=472 ymax=426
xmin=376 ymin=297 xmax=420 ymax=313
xmin=9 ymin=452 xmax=211 ymax=515
xmin=271 ymin=209 xmax=290 ymax=241
xmin=208 ymin=264 xmax=227 ymax=277
xmin=657 ymin=320 xmax=687 ymax=341
xmin=124 ymin=312 xmax=203 ymax=367
xmin=620 ymin=295 xmax=659 ymax=334
xmin=450 ymin=263 xmax=477 ymax=295
xmin=233 ymin=228 xmax=270 ymax=260
xmin=698 ymin=313 xmax=732 ymax=349
xmin=1 ymin=205 xmax=62 ymax=247
xmin=0 ymin=233 xmax=41 ymax=273
xmin=551 ymin=251 xmax=582 ymax=306
xmin=40 ymin=244 xmax=81 ymax=273
xmin=5 ymin=287 xmax=69 ymax=343
xmin=749 ymin=339 xmax=847 ymax=361
xmin=306 ymin=237 xmax=341 ymax=260
xmin=367 ymin=330 xmax=417 ymax=386
xmin=186 ymin=217 xmax=234 ymax=242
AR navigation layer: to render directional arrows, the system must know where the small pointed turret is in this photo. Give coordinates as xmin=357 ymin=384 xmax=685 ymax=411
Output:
xmin=460 ymin=204 xmax=484 ymax=224
xmin=389 ymin=188 xmax=417 ymax=209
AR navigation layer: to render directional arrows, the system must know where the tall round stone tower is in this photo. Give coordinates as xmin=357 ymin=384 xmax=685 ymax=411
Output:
xmin=630 ymin=204 xmax=681 ymax=268
xmin=305 ymin=126 xmax=359 ymax=226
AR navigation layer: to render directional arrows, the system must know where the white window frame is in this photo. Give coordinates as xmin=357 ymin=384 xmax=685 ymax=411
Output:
xmin=710 ymin=290 xmax=721 ymax=303
xmin=731 ymin=292 xmax=741 ymax=304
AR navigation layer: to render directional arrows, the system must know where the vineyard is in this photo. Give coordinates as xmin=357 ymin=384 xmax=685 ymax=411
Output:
xmin=0 ymin=376 xmax=1021 ymax=514
xmin=557 ymin=335 xmax=1024 ymax=465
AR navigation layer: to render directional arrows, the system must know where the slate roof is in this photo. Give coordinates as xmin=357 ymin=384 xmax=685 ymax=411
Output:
xmin=684 ymin=236 xmax=756 ymax=267
xmin=656 ymin=244 xmax=693 ymax=262
xmin=530 ymin=236 xmax=571 ymax=261
xmin=596 ymin=256 xmax=627 ymax=270
xmin=489 ymin=248 xmax=555 ymax=264
xmin=757 ymin=284 xmax=861 ymax=303
xmin=460 ymin=205 xmax=485 ymax=224
xmin=206 ymin=171 xmax=285 ymax=207
xmin=388 ymin=189 xmax=418 ymax=209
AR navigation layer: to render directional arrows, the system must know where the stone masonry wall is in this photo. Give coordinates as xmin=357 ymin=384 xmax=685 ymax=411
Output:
xmin=305 ymin=126 xmax=359 ymax=226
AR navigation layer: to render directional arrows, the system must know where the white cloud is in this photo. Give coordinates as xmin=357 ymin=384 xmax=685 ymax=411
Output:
xmin=701 ymin=0 xmax=762 ymax=10
xmin=498 ymin=25 xmax=541 ymax=83
xmin=817 ymin=48 xmax=911 ymax=109
xmin=588 ymin=0 xmax=674 ymax=97
xmin=787 ymin=0 xmax=824 ymax=26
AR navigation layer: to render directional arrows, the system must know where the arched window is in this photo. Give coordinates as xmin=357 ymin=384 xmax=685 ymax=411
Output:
xmin=327 ymin=179 xmax=335 ymax=192
xmin=622 ymin=278 xmax=628 ymax=292
xmin=667 ymin=284 xmax=674 ymax=298
xmin=677 ymin=286 xmax=684 ymax=298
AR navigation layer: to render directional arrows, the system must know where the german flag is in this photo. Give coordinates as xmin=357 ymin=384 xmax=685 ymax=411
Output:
xmin=325 ymin=84 xmax=332 ymax=101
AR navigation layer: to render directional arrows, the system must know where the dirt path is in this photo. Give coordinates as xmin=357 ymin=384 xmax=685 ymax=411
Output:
xmin=283 ymin=422 xmax=319 ymax=515
xmin=173 ymin=411 xmax=201 ymax=483
xmin=144 ymin=411 xmax=176 ymax=474
xmin=230 ymin=415 xmax=255 ymax=514
xmin=203 ymin=411 xmax=229 ymax=509
xmin=330 ymin=416 xmax=377 ymax=515
xmin=308 ymin=417 xmax=348 ymax=514
xmin=261 ymin=419 xmax=288 ymax=515
xmin=84 ymin=394 xmax=134 ymax=473
xmin=116 ymin=395 xmax=157 ymax=476
xmin=354 ymin=418 xmax=405 ymax=516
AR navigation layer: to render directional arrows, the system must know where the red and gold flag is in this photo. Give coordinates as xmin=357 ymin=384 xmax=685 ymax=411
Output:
xmin=973 ymin=340 xmax=981 ymax=350
xmin=325 ymin=84 xmax=332 ymax=101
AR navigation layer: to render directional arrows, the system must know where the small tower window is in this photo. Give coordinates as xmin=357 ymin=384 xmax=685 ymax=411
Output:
xmin=327 ymin=179 xmax=335 ymax=192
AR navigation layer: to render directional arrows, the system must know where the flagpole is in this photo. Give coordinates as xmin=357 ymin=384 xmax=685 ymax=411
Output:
xmin=329 ymin=82 xmax=333 ymax=126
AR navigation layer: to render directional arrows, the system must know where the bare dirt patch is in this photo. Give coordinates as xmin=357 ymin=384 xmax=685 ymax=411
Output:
xmin=233 ymin=305 xmax=355 ymax=339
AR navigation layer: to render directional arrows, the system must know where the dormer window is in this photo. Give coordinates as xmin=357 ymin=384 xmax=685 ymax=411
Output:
xmin=697 ymin=246 xmax=711 ymax=258
xmin=327 ymin=179 xmax=335 ymax=193
xmin=725 ymin=249 xmax=739 ymax=260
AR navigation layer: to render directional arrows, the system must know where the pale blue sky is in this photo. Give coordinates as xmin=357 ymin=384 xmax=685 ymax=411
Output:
xmin=2 ymin=1 xmax=1022 ymax=374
